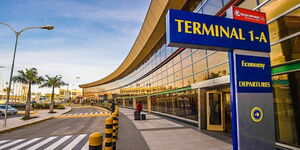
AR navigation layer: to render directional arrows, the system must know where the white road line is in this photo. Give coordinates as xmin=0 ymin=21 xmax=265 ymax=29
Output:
xmin=11 ymin=138 xmax=41 ymax=150
xmin=26 ymin=136 xmax=57 ymax=150
xmin=95 ymin=112 xmax=99 ymax=114
xmin=0 ymin=139 xmax=25 ymax=149
xmin=84 ymin=113 xmax=89 ymax=115
xmin=0 ymin=140 xmax=9 ymax=145
xmin=62 ymin=134 xmax=87 ymax=150
xmin=81 ymin=141 xmax=89 ymax=150
xmin=78 ymin=113 xmax=83 ymax=115
xmin=44 ymin=135 xmax=71 ymax=150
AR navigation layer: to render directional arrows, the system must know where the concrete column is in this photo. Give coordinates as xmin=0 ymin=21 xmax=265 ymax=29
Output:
xmin=133 ymin=97 xmax=136 ymax=109
xmin=197 ymin=88 xmax=201 ymax=130
xmin=147 ymin=96 xmax=151 ymax=113
xmin=122 ymin=98 xmax=125 ymax=107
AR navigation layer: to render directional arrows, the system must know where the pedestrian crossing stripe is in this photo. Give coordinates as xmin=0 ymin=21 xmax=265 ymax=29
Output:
xmin=0 ymin=134 xmax=89 ymax=150
xmin=54 ymin=112 xmax=111 ymax=118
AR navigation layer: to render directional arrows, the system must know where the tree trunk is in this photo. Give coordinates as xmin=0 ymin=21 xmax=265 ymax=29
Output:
xmin=49 ymin=86 xmax=55 ymax=113
xmin=24 ymin=83 xmax=31 ymax=119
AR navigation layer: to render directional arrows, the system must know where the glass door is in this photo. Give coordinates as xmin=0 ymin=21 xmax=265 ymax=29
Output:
xmin=206 ymin=91 xmax=224 ymax=131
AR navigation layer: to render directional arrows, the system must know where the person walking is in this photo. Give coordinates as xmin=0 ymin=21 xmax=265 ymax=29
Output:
xmin=111 ymin=100 xmax=116 ymax=112
xmin=136 ymin=102 xmax=142 ymax=113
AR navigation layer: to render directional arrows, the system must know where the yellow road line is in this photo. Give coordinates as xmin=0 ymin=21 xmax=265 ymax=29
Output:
xmin=53 ymin=113 xmax=110 ymax=119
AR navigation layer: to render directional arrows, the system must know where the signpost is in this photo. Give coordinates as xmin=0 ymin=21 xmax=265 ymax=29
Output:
xmin=166 ymin=9 xmax=275 ymax=150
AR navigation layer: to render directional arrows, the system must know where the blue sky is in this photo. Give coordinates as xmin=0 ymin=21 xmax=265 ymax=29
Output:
xmin=0 ymin=0 xmax=150 ymax=93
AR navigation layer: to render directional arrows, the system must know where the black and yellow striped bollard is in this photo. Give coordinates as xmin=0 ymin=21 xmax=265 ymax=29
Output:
xmin=115 ymin=108 xmax=119 ymax=139
xmin=105 ymin=117 xmax=113 ymax=150
xmin=89 ymin=132 xmax=103 ymax=150
xmin=111 ymin=112 xmax=117 ymax=150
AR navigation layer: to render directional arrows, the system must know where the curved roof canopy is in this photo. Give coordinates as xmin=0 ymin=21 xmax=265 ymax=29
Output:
xmin=79 ymin=0 xmax=187 ymax=88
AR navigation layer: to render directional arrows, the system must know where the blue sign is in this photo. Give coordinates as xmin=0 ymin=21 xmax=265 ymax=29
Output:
xmin=166 ymin=9 xmax=271 ymax=52
xmin=235 ymin=54 xmax=272 ymax=93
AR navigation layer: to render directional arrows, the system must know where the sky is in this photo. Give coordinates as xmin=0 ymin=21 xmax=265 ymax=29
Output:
xmin=0 ymin=0 xmax=151 ymax=94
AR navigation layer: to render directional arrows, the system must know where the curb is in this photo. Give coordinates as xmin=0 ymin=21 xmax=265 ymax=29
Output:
xmin=0 ymin=107 xmax=72 ymax=134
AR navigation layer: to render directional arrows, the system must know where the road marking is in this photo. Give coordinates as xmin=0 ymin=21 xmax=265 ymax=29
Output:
xmin=11 ymin=137 xmax=41 ymax=150
xmin=0 ymin=134 xmax=89 ymax=150
xmin=25 ymin=136 xmax=57 ymax=150
xmin=55 ymin=112 xmax=111 ymax=118
xmin=44 ymin=135 xmax=72 ymax=150
xmin=0 ymin=139 xmax=25 ymax=149
xmin=0 ymin=140 xmax=9 ymax=145
xmin=62 ymin=134 xmax=87 ymax=150
xmin=81 ymin=141 xmax=89 ymax=150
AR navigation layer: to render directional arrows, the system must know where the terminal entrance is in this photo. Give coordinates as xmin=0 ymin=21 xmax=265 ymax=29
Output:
xmin=205 ymin=86 xmax=231 ymax=132
xmin=206 ymin=91 xmax=224 ymax=131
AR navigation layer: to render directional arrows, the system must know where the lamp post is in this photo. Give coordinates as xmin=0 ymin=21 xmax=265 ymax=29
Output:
xmin=0 ymin=22 xmax=54 ymax=126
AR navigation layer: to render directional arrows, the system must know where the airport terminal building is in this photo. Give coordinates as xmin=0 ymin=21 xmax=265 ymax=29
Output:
xmin=79 ymin=0 xmax=300 ymax=148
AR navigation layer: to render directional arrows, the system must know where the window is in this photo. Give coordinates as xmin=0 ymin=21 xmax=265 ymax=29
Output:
xmin=181 ymin=48 xmax=192 ymax=59
xmin=175 ymin=80 xmax=183 ymax=88
xmin=168 ymin=75 xmax=174 ymax=83
xmin=182 ymin=65 xmax=193 ymax=78
xmin=192 ymin=50 xmax=206 ymax=62
xmin=194 ymin=71 xmax=209 ymax=83
xmin=182 ymin=56 xmax=192 ymax=68
xmin=238 ymin=0 xmax=258 ymax=10
xmin=202 ymin=0 xmax=223 ymax=15
xmin=208 ymin=63 xmax=229 ymax=79
xmin=272 ymin=72 xmax=300 ymax=147
xmin=193 ymin=59 xmax=207 ymax=73
xmin=174 ymin=62 xmax=182 ymax=72
xmin=268 ymin=8 xmax=300 ymax=43
xmin=183 ymin=76 xmax=194 ymax=87
xmin=174 ymin=70 xmax=183 ymax=81
xmin=270 ymin=36 xmax=300 ymax=66
xmin=207 ymin=52 xmax=228 ymax=68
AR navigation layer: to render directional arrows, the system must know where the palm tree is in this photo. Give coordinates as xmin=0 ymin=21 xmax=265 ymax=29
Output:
xmin=12 ymin=68 xmax=44 ymax=119
xmin=40 ymin=75 xmax=66 ymax=113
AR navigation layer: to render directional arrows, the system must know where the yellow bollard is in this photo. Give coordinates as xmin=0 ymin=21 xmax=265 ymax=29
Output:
xmin=111 ymin=112 xmax=117 ymax=150
xmin=104 ymin=117 xmax=113 ymax=150
xmin=89 ymin=132 xmax=103 ymax=150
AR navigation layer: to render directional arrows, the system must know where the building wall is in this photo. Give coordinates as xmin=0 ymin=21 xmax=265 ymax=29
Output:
xmin=83 ymin=0 xmax=300 ymax=148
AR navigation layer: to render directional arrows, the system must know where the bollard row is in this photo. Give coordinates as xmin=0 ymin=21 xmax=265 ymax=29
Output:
xmin=106 ymin=106 xmax=119 ymax=150
xmin=88 ymin=106 xmax=119 ymax=150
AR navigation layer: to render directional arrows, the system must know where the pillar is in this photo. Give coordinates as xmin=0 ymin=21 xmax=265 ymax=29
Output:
xmin=133 ymin=97 xmax=136 ymax=109
xmin=197 ymin=88 xmax=201 ymax=130
xmin=147 ymin=96 xmax=151 ymax=113
xmin=122 ymin=98 xmax=125 ymax=107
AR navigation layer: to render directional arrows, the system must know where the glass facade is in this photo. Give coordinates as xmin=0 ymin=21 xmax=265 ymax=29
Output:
xmin=82 ymin=0 xmax=300 ymax=148
xmin=272 ymin=72 xmax=300 ymax=147
xmin=151 ymin=90 xmax=198 ymax=121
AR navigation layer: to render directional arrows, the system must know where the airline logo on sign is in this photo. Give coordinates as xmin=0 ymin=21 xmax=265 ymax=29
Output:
xmin=232 ymin=6 xmax=266 ymax=24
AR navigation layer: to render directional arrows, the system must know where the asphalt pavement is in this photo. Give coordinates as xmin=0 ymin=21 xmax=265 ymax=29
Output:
xmin=0 ymin=106 xmax=109 ymax=150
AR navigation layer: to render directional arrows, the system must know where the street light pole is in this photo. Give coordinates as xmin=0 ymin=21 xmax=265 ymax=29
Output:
xmin=0 ymin=22 xmax=54 ymax=126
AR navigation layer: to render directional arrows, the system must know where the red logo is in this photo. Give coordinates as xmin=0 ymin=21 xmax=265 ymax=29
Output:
xmin=232 ymin=6 xmax=266 ymax=24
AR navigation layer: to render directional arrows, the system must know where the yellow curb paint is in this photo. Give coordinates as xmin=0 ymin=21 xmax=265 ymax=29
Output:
xmin=17 ymin=110 xmax=38 ymax=115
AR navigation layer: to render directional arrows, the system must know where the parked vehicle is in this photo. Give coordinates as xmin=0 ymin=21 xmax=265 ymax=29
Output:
xmin=0 ymin=105 xmax=18 ymax=115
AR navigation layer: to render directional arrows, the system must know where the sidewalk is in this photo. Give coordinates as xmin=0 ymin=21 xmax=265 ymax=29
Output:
xmin=0 ymin=107 xmax=71 ymax=133
xmin=117 ymin=108 xmax=232 ymax=150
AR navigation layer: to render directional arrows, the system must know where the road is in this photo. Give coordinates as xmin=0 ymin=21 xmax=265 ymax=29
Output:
xmin=0 ymin=106 xmax=110 ymax=150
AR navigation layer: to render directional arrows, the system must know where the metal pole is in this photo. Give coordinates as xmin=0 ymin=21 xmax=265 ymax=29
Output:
xmin=4 ymin=34 xmax=19 ymax=126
